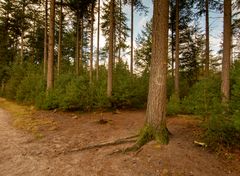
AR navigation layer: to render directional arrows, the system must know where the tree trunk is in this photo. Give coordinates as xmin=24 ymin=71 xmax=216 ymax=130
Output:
xmin=75 ymin=15 xmax=80 ymax=75
xmin=57 ymin=0 xmax=63 ymax=76
xmin=171 ymin=22 xmax=174 ymax=78
xmin=90 ymin=2 xmax=94 ymax=84
xmin=205 ymin=0 xmax=209 ymax=76
xmin=118 ymin=0 xmax=122 ymax=62
xmin=107 ymin=0 xmax=114 ymax=97
xmin=96 ymin=0 xmax=100 ymax=80
xmin=221 ymin=0 xmax=232 ymax=103
xmin=20 ymin=1 xmax=26 ymax=64
xmin=80 ymin=17 xmax=83 ymax=72
xmin=138 ymin=0 xmax=169 ymax=146
xmin=130 ymin=0 xmax=134 ymax=74
xmin=44 ymin=0 xmax=48 ymax=77
xmin=47 ymin=0 xmax=55 ymax=91
xmin=174 ymin=0 xmax=180 ymax=99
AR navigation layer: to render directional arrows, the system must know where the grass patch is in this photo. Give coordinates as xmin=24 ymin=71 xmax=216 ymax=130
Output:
xmin=0 ymin=98 xmax=57 ymax=138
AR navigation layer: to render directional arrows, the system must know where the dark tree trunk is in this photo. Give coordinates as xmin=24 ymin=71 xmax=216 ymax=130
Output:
xmin=57 ymin=0 xmax=63 ymax=76
xmin=75 ymin=15 xmax=80 ymax=75
xmin=130 ymin=0 xmax=134 ymax=74
xmin=96 ymin=0 xmax=100 ymax=80
xmin=90 ymin=2 xmax=94 ymax=84
xmin=44 ymin=0 xmax=48 ymax=77
xmin=205 ymin=0 xmax=210 ymax=76
xmin=221 ymin=0 xmax=232 ymax=103
xmin=107 ymin=0 xmax=114 ymax=97
xmin=174 ymin=0 xmax=180 ymax=99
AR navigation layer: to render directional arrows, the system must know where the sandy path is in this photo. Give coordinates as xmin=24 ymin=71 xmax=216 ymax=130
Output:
xmin=0 ymin=108 xmax=239 ymax=176
xmin=0 ymin=108 xmax=52 ymax=176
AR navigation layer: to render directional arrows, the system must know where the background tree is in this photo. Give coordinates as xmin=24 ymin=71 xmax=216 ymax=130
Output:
xmin=195 ymin=0 xmax=223 ymax=77
xmin=43 ymin=0 xmax=48 ymax=77
xmin=221 ymin=0 xmax=231 ymax=103
xmin=47 ymin=0 xmax=55 ymax=90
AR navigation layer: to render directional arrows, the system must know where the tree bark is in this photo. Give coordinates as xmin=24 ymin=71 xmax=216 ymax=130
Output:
xmin=171 ymin=21 xmax=174 ymax=78
xmin=90 ymin=2 xmax=94 ymax=84
xmin=75 ymin=15 xmax=80 ymax=75
xmin=107 ymin=0 xmax=114 ymax=97
xmin=57 ymin=0 xmax=63 ymax=76
xmin=80 ymin=17 xmax=83 ymax=71
xmin=205 ymin=0 xmax=210 ymax=77
xmin=221 ymin=0 xmax=232 ymax=103
xmin=20 ymin=0 xmax=26 ymax=64
xmin=96 ymin=0 xmax=100 ymax=80
xmin=174 ymin=0 xmax=180 ymax=99
xmin=130 ymin=0 xmax=134 ymax=74
xmin=118 ymin=0 xmax=122 ymax=62
xmin=141 ymin=0 xmax=169 ymax=145
xmin=47 ymin=0 xmax=55 ymax=91
xmin=44 ymin=0 xmax=48 ymax=77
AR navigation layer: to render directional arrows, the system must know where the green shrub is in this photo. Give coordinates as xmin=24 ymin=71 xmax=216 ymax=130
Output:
xmin=60 ymin=76 xmax=89 ymax=110
xmin=182 ymin=75 xmax=221 ymax=116
xmin=204 ymin=111 xmax=240 ymax=148
xmin=4 ymin=64 xmax=25 ymax=99
xmin=167 ymin=94 xmax=181 ymax=116
xmin=16 ymin=64 xmax=45 ymax=104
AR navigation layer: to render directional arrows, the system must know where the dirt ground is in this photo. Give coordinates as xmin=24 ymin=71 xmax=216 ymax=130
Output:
xmin=0 ymin=108 xmax=240 ymax=176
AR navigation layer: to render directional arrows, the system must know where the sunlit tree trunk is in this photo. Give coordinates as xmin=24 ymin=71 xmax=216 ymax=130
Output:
xmin=174 ymin=0 xmax=180 ymax=99
xmin=47 ymin=0 xmax=55 ymax=90
xmin=107 ymin=0 xmax=114 ymax=97
xmin=221 ymin=0 xmax=232 ymax=103
xmin=44 ymin=0 xmax=48 ymax=77
xmin=57 ymin=0 xmax=63 ymax=76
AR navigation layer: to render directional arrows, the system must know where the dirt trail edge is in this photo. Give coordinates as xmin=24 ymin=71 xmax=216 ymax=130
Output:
xmin=0 ymin=108 xmax=239 ymax=176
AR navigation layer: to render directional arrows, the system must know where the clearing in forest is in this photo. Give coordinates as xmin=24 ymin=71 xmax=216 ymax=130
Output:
xmin=0 ymin=101 xmax=239 ymax=176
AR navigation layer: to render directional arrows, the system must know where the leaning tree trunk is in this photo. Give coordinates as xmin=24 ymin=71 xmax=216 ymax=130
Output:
xmin=44 ymin=0 xmax=48 ymax=77
xmin=96 ymin=0 xmax=100 ymax=80
xmin=107 ymin=0 xmax=114 ymax=97
xmin=137 ymin=0 xmax=169 ymax=148
xmin=221 ymin=0 xmax=232 ymax=103
xmin=47 ymin=0 xmax=55 ymax=91
xmin=174 ymin=0 xmax=180 ymax=100
xmin=57 ymin=0 xmax=63 ymax=76
xmin=205 ymin=0 xmax=210 ymax=77
xmin=90 ymin=2 xmax=94 ymax=84
xmin=130 ymin=0 xmax=134 ymax=74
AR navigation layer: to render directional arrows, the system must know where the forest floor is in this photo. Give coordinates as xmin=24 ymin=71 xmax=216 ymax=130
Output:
xmin=0 ymin=98 xmax=240 ymax=176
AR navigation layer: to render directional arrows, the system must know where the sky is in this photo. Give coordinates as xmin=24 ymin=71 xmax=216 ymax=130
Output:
xmin=94 ymin=1 xmax=224 ymax=66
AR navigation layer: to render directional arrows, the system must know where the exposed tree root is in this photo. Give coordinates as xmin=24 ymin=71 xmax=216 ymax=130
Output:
xmin=67 ymin=135 xmax=138 ymax=153
xmin=123 ymin=124 xmax=170 ymax=152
